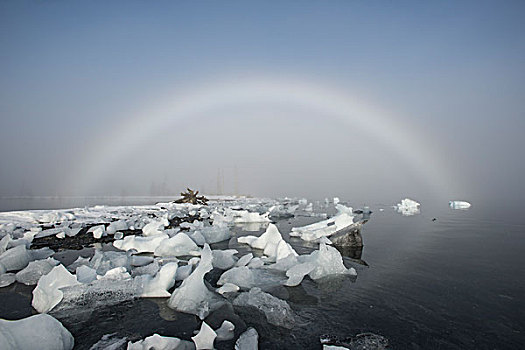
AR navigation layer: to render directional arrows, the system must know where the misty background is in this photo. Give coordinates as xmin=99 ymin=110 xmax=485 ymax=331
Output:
xmin=1 ymin=1 xmax=524 ymax=206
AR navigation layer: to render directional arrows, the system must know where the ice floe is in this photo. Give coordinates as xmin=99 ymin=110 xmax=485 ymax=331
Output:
xmin=395 ymin=198 xmax=420 ymax=216
xmin=32 ymin=264 xmax=80 ymax=313
xmin=449 ymin=200 xmax=471 ymax=210
xmin=290 ymin=204 xmax=355 ymax=241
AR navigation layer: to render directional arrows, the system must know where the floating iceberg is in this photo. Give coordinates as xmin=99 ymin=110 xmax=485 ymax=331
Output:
xmin=32 ymin=264 xmax=80 ymax=313
xmin=238 ymin=224 xmax=297 ymax=262
xmin=217 ymin=266 xmax=255 ymax=289
xmin=233 ymin=287 xmax=294 ymax=328
xmin=140 ymin=262 xmax=178 ymax=297
xmin=291 ymin=205 xmax=355 ymax=241
xmin=0 ymin=314 xmax=74 ymax=350
xmin=0 ymin=245 xmax=32 ymax=272
xmin=154 ymin=233 xmax=199 ymax=257
xmin=449 ymin=200 xmax=471 ymax=210
xmin=168 ymin=244 xmax=224 ymax=319
xmin=395 ymin=198 xmax=420 ymax=216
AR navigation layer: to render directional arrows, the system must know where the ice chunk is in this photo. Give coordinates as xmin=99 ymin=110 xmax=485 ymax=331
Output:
xmin=238 ymin=224 xmax=297 ymax=262
xmin=16 ymin=258 xmax=59 ymax=285
xmin=56 ymin=232 xmax=66 ymax=239
xmin=131 ymin=261 xmax=160 ymax=277
xmin=236 ymin=253 xmax=253 ymax=267
xmin=449 ymin=200 xmax=471 ymax=210
xmin=307 ymin=243 xmax=351 ymax=280
xmin=0 ymin=314 xmax=74 ymax=350
xmin=75 ymin=265 xmax=97 ymax=284
xmin=191 ymin=321 xmax=217 ymax=350
xmin=88 ymin=225 xmax=105 ymax=239
xmin=141 ymin=262 xmax=178 ymax=297
xmin=154 ymin=233 xmax=199 ymax=257
xmin=176 ymin=257 xmax=199 ymax=281
xmin=232 ymin=210 xmax=270 ymax=223
xmin=142 ymin=218 xmax=167 ymax=236
xmin=0 ymin=234 xmax=12 ymax=255
xmin=333 ymin=197 xmax=340 ymax=205
xmin=106 ymin=220 xmax=128 ymax=235
xmin=247 ymin=257 xmax=264 ymax=269
xmin=215 ymin=320 xmax=235 ymax=341
xmin=127 ymin=334 xmax=194 ymax=350
xmin=97 ymin=267 xmax=131 ymax=281
xmin=199 ymin=223 xmax=231 ymax=244
xmin=168 ymin=244 xmax=224 ymax=319
xmin=32 ymin=264 xmax=80 ymax=313
xmin=235 ymin=327 xmax=258 ymax=350
xmin=217 ymin=266 xmax=254 ymax=289
xmin=233 ymin=287 xmax=295 ymax=328
xmin=0 ymin=273 xmax=16 ymax=287
xmin=187 ymin=230 xmax=206 ymax=246
xmin=217 ymin=283 xmax=240 ymax=295
xmin=0 ymin=245 xmax=32 ymax=272
xmin=88 ymin=333 xmax=127 ymax=350
xmin=291 ymin=205 xmax=355 ymax=241
xmin=114 ymin=232 xmax=124 ymax=240
xmin=130 ymin=255 xmax=155 ymax=267
xmin=212 ymin=249 xmax=238 ymax=270
xmin=113 ymin=234 xmax=168 ymax=253
xmin=395 ymin=198 xmax=420 ymax=216
xmin=284 ymin=261 xmax=316 ymax=287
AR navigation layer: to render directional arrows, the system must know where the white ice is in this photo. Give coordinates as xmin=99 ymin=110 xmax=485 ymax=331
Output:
xmin=0 ymin=273 xmax=16 ymax=287
xmin=235 ymin=327 xmax=258 ymax=350
xmin=290 ymin=204 xmax=355 ymax=241
xmin=113 ymin=233 xmax=168 ymax=253
xmin=168 ymin=244 xmax=224 ymax=319
xmin=154 ymin=233 xmax=199 ymax=257
xmin=0 ymin=314 xmax=74 ymax=350
xmin=449 ymin=200 xmax=471 ymax=210
xmin=32 ymin=264 xmax=80 ymax=313
xmin=217 ymin=266 xmax=254 ymax=289
xmin=233 ymin=287 xmax=294 ymax=328
xmin=395 ymin=198 xmax=421 ymax=216
xmin=16 ymin=258 xmax=59 ymax=285
xmin=127 ymin=333 xmax=194 ymax=350
xmin=215 ymin=320 xmax=235 ymax=341
xmin=216 ymin=282 xmax=240 ymax=295
xmin=140 ymin=262 xmax=178 ymax=297
xmin=191 ymin=321 xmax=217 ymax=350
xmin=0 ymin=245 xmax=32 ymax=272
xmin=212 ymin=249 xmax=238 ymax=270
xmin=238 ymin=224 xmax=297 ymax=262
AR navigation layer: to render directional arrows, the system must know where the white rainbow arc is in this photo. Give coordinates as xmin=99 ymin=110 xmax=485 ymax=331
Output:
xmin=68 ymin=77 xmax=458 ymax=199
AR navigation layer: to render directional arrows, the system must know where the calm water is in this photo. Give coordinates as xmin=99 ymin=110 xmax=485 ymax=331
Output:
xmin=0 ymin=198 xmax=524 ymax=349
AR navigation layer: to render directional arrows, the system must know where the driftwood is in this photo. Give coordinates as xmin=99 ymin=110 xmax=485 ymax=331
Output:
xmin=174 ymin=188 xmax=209 ymax=205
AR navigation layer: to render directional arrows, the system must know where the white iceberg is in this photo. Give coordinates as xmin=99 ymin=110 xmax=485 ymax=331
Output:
xmin=449 ymin=200 xmax=471 ymax=210
xmin=212 ymin=249 xmax=238 ymax=270
xmin=0 ymin=314 xmax=74 ymax=350
xmin=291 ymin=205 xmax=355 ymax=241
xmin=395 ymin=198 xmax=420 ymax=216
xmin=233 ymin=287 xmax=294 ymax=328
xmin=168 ymin=244 xmax=224 ymax=319
xmin=238 ymin=224 xmax=297 ymax=262
xmin=191 ymin=321 xmax=217 ymax=350
xmin=0 ymin=245 xmax=32 ymax=272
xmin=140 ymin=262 xmax=178 ymax=298
xmin=15 ymin=258 xmax=59 ymax=285
xmin=113 ymin=234 xmax=168 ymax=253
xmin=127 ymin=333 xmax=194 ymax=350
xmin=32 ymin=264 xmax=80 ymax=313
xmin=217 ymin=266 xmax=254 ymax=289
xmin=154 ymin=233 xmax=199 ymax=257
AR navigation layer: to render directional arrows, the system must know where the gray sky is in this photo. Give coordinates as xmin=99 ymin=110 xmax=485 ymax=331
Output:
xmin=1 ymin=1 xmax=524 ymax=204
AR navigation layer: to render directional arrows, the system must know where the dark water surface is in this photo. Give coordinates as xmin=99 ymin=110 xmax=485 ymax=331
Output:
xmin=1 ymin=198 xmax=524 ymax=349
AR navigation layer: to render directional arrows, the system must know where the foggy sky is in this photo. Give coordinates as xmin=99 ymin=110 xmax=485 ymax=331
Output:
xmin=1 ymin=1 xmax=524 ymax=204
